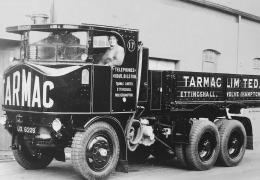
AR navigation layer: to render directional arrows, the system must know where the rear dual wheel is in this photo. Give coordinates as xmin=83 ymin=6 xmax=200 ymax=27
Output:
xmin=186 ymin=120 xmax=220 ymax=170
xmin=175 ymin=120 xmax=220 ymax=170
xmin=217 ymin=120 xmax=246 ymax=167
xmin=175 ymin=119 xmax=247 ymax=170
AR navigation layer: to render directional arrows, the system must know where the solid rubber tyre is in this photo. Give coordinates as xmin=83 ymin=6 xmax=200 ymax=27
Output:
xmin=185 ymin=120 xmax=220 ymax=170
xmin=71 ymin=122 xmax=120 ymax=180
xmin=217 ymin=120 xmax=246 ymax=167
xmin=128 ymin=145 xmax=151 ymax=163
xmin=13 ymin=144 xmax=53 ymax=169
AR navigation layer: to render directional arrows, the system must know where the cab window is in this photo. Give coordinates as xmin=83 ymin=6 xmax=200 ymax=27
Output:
xmin=28 ymin=31 xmax=88 ymax=61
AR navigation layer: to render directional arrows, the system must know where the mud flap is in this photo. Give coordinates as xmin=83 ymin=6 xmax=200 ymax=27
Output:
xmin=247 ymin=136 xmax=253 ymax=150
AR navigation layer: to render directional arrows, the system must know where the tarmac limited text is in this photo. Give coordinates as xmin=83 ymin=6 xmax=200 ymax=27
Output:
xmin=183 ymin=76 xmax=260 ymax=89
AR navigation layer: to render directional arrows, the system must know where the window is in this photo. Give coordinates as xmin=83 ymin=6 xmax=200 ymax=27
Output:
xmin=28 ymin=31 xmax=88 ymax=61
xmin=93 ymin=36 xmax=110 ymax=48
xmin=253 ymin=58 xmax=260 ymax=70
xmin=149 ymin=57 xmax=177 ymax=71
xmin=202 ymin=49 xmax=220 ymax=72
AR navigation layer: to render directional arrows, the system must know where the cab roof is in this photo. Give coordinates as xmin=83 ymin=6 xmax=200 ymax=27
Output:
xmin=6 ymin=23 xmax=139 ymax=34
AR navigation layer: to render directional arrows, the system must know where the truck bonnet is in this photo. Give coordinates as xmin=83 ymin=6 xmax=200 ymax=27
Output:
xmin=3 ymin=62 xmax=82 ymax=110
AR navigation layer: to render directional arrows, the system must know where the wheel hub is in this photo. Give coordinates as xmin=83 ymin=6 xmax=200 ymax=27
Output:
xmin=228 ymin=131 xmax=243 ymax=158
xmin=86 ymin=135 xmax=112 ymax=171
xmin=198 ymin=132 xmax=216 ymax=162
xmin=99 ymin=148 xmax=108 ymax=157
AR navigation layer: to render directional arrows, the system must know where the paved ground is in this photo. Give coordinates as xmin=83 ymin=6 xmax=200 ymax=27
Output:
xmin=0 ymin=144 xmax=260 ymax=180
xmin=0 ymin=108 xmax=259 ymax=180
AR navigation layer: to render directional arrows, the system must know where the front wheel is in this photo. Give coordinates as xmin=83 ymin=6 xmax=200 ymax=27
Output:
xmin=71 ymin=122 xmax=120 ymax=180
xmin=217 ymin=120 xmax=246 ymax=167
xmin=13 ymin=142 xmax=53 ymax=169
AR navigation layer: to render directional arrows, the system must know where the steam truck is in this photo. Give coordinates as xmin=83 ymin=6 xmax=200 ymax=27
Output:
xmin=2 ymin=23 xmax=259 ymax=179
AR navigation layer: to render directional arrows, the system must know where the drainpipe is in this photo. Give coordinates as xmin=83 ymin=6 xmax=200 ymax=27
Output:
xmin=236 ymin=15 xmax=241 ymax=73
xmin=50 ymin=0 xmax=56 ymax=23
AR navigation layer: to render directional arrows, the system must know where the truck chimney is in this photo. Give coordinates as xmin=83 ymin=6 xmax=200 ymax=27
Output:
xmin=27 ymin=14 xmax=49 ymax=24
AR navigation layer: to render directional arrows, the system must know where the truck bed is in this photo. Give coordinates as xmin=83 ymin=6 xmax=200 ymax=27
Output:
xmin=143 ymin=70 xmax=260 ymax=111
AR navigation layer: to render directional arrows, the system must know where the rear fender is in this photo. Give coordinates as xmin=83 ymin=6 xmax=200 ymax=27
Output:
xmin=192 ymin=104 xmax=223 ymax=121
xmin=231 ymin=116 xmax=253 ymax=150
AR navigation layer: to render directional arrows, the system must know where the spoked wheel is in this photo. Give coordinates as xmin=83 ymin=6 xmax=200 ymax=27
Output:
xmin=217 ymin=120 xmax=246 ymax=166
xmin=185 ymin=120 xmax=220 ymax=170
xmin=72 ymin=122 xmax=120 ymax=180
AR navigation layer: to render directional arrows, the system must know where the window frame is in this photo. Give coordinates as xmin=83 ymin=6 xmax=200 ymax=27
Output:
xmin=253 ymin=58 xmax=260 ymax=70
xmin=202 ymin=49 xmax=221 ymax=72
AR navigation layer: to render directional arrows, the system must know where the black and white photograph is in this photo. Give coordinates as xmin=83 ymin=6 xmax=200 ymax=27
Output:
xmin=0 ymin=0 xmax=260 ymax=179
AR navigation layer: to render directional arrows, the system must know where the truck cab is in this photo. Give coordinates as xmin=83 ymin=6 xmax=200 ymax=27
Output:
xmin=3 ymin=23 xmax=141 ymax=179
xmin=4 ymin=24 xmax=139 ymax=113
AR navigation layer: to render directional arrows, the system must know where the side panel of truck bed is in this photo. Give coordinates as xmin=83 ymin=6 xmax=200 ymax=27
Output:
xmin=148 ymin=70 xmax=260 ymax=111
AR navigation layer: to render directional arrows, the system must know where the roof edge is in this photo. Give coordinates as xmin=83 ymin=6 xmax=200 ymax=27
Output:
xmin=181 ymin=0 xmax=260 ymax=23
xmin=6 ymin=23 xmax=139 ymax=34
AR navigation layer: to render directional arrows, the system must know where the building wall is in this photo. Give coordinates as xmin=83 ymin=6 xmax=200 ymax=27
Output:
xmin=0 ymin=47 xmax=20 ymax=113
xmin=0 ymin=0 xmax=259 ymax=74
xmin=52 ymin=0 xmax=260 ymax=74
xmin=239 ymin=18 xmax=260 ymax=75
xmin=0 ymin=47 xmax=19 ymax=150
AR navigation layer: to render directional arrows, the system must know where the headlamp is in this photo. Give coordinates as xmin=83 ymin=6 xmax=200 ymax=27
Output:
xmin=52 ymin=118 xmax=62 ymax=132
xmin=81 ymin=53 xmax=88 ymax=61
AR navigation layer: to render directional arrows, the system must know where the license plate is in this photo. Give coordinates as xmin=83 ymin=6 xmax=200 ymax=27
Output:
xmin=17 ymin=126 xmax=36 ymax=134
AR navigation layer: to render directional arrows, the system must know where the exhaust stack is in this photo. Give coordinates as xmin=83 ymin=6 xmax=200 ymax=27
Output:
xmin=27 ymin=14 xmax=49 ymax=24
